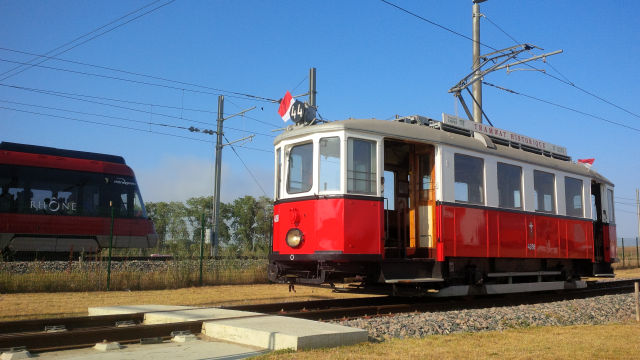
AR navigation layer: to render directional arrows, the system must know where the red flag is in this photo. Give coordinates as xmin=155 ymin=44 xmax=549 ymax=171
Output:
xmin=278 ymin=91 xmax=294 ymax=122
xmin=578 ymin=158 xmax=595 ymax=166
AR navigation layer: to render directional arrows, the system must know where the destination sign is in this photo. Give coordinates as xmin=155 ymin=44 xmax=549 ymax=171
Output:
xmin=441 ymin=113 xmax=567 ymax=156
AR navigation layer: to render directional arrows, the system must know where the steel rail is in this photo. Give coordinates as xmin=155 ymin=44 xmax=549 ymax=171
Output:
xmin=0 ymin=278 xmax=637 ymax=352
xmin=0 ymin=321 xmax=203 ymax=353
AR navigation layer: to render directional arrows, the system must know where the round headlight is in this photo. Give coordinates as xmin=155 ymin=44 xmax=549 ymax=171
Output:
xmin=286 ymin=228 xmax=303 ymax=248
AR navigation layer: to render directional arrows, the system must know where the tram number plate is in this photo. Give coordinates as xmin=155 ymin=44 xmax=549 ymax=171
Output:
xmin=290 ymin=101 xmax=305 ymax=123
xmin=527 ymin=243 xmax=536 ymax=251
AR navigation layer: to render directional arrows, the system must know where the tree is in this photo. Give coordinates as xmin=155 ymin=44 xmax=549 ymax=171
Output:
xmin=146 ymin=201 xmax=189 ymax=245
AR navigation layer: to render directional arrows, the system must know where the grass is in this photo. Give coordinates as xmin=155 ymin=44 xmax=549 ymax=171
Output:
xmin=0 ymin=283 xmax=378 ymax=321
xmin=615 ymin=246 xmax=640 ymax=269
xmin=0 ymin=259 xmax=268 ymax=293
xmin=254 ymin=322 xmax=640 ymax=360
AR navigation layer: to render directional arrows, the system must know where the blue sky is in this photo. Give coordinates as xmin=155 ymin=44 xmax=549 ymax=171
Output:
xmin=1 ymin=1 xmax=639 ymax=237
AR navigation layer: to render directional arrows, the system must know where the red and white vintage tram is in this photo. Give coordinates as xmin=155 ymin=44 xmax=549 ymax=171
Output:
xmin=269 ymin=114 xmax=616 ymax=294
xmin=0 ymin=142 xmax=157 ymax=257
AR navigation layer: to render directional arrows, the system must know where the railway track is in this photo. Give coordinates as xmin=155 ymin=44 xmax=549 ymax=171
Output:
xmin=1 ymin=279 xmax=637 ymax=353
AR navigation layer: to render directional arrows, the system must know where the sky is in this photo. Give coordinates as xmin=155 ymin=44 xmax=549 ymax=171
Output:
xmin=1 ymin=1 xmax=639 ymax=237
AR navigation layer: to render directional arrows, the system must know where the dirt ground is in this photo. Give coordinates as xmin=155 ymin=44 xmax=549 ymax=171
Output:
xmin=2 ymin=268 xmax=639 ymax=322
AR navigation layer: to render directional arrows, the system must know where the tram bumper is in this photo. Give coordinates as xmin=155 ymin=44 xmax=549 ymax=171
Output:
xmin=268 ymin=252 xmax=382 ymax=285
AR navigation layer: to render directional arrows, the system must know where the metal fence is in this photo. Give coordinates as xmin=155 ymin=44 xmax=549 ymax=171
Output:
xmin=617 ymin=237 xmax=640 ymax=269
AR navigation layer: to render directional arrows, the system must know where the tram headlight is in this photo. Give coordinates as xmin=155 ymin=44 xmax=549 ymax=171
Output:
xmin=286 ymin=228 xmax=303 ymax=248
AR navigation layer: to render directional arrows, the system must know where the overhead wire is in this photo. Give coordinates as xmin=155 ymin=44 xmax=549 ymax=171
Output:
xmin=0 ymin=47 xmax=278 ymax=103
xmin=0 ymin=104 xmax=274 ymax=153
xmin=483 ymin=81 xmax=640 ymax=134
xmin=379 ymin=0 xmax=640 ymax=122
xmin=0 ymin=98 xmax=193 ymax=131
xmin=223 ymin=134 xmax=268 ymax=196
xmin=0 ymin=0 xmax=175 ymax=81
xmin=0 ymin=82 xmax=218 ymax=114
xmin=480 ymin=14 xmax=640 ymax=121
xmin=0 ymin=105 xmax=211 ymax=143
xmin=0 ymin=57 xmax=275 ymax=104
xmin=0 ymin=83 xmax=276 ymax=137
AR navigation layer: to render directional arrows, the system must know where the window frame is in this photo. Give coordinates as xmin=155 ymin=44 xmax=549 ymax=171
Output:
xmin=606 ymin=188 xmax=615 ymax=224
xmin=454 ymin=153 xmax=485 ymax=205
xmin=318 ymin=136 xmax=342 ymax=194
xmin=285 ymin=141 xmax=314 ymax=195
xmin=533 ymin=170 xmax=556 ymax=214
xmin=564 ymin=176 xmax=584 ymax=218
xmin=274 ymin=147 xmax=281 ymax=200
xmin=497 ymin=161 xmax=523 ymax=209
xmin=347 ymin=137 xmax=378 ymax=196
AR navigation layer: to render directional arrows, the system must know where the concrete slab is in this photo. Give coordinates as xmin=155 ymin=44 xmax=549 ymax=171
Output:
xmin=88 ymin=305 xmax=197 ymax=316
xmin=38 ymin=339 xmax=267 ymax=360
xmin=93 ymin=341 xmax=121 ymax=351
xmin=203 ymin=315 xmax=368 ymax=350
xmin=1 ymin=350 xmax=32 ymax=360
xmin=143 ymin=308 xmax=263 ymax=325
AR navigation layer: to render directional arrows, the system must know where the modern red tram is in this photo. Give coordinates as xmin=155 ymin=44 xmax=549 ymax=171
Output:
xmin=0 ymin=142 xmax=157 ymax=256
xmin=269 ymin=115 xmax=616 ymax=292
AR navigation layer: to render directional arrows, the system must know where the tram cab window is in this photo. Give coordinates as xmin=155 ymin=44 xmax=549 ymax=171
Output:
xmin=287 ymin=142 xmax=313 ymax=194
xmin=534 ymin=170 xmax=555 ymax=213
xmin=454 ymin=154 xmax=484 ymax=204
xmin=347 ymin=138 xmax=377 ymax=195
xmin=564 ymin=177 xmax=584 ymax=217
xmin=606 ymin=189 xmax=615 ymax=223
xmin=275 ymin=148 xmax=281 ymax=199
xmin=497 ymin=162 xmax=522 ymax=209
xmin=319 ymin=137 xmax=340 ymax=192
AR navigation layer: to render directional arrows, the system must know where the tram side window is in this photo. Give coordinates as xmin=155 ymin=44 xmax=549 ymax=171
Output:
xmin=106 ymin=176 xmax=147 ymax=218
xmin=534 ymin=170 xmax=555 ymax=213
xmin=497 ymin=162 xmax=522 ymax=209
xmin=347 ymin=138 xmax=377 ymax=195
xmin=319 ymin=137 xmax=340 ymax=192
xmin=275 ymin=148 xmax=281 ymax=199
xmin=454 ymin=154 xmax=484 ymax=204
xmin=0 ymin=175 xmax=11 ymax=212
xmin=564 ymin=177 xmax=583 ymax=217
xmin=606 ymin=189 xmax=615 ymax=223
xmin=287 ymin=142 xmax=313 ymax=194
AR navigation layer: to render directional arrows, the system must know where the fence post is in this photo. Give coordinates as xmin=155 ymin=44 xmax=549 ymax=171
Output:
xmin=622 ymin=238 xmax=626 ymax=268
xmin=107 ymin=204 xmax=114 ymax=291
xmin=200 ymin=213 xmax=205 ymax=287
xmin=636 ymin=236 xmax=640 ymax=267
xmin=633 ymin=281 xmax=640 ymax=321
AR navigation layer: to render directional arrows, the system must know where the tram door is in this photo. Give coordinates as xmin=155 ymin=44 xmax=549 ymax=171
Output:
xmin=592 ymin=182 xmax=605 ymax=263
xmin=383 ymin=141 xmax=435 ymax=259
xmin=408 ymin=147 xmax=435 ymax=258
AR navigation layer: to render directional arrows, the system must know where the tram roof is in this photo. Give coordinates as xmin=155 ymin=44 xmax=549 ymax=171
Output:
xmin=274 ymin=118 xmax=613 ymax=185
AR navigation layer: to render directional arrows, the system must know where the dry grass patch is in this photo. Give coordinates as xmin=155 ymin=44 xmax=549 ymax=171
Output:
xmin=0 ymin=283 xmax=377 ymax=321
xmin=613 ymin=267 xmax=640 ymax=279
xmin=257 ymin=322 xmax=640 ymax=360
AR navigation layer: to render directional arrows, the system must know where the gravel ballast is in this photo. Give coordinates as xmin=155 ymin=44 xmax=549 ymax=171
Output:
xmin=332 ymin=293 xmax=636 ymax=341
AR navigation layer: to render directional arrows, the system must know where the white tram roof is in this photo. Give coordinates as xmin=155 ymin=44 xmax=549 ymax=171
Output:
xmin=274 ymin=117 xmax=613 ymax=186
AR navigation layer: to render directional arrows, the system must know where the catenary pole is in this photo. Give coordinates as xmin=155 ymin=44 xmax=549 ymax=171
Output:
xmin=472 ymin=0 xmax=483 ymax=123
xmin=309 ymin=67 xmax=316 ymax=109
xmin=212 ymin=95 xmax=224 ymax=257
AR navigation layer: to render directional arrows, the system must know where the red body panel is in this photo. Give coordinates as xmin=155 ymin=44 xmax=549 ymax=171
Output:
xmin=603 ymin=225 xmax=617 ymax=262
xmin=0 ymin=213 xmax=153 ymax=237
xmin=273 ymin=198 xmax=383 ymax=256
xmin=439 ymin=204 xmax=594 ymax=260
xmin=0 ymin=150 xmax=134 ymax=176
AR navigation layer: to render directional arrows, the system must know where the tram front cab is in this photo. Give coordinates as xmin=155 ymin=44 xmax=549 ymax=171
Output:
xmin=269 ymin=127 xmax=386 ymax=284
